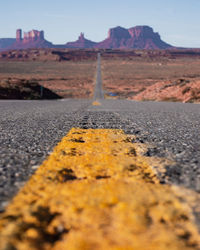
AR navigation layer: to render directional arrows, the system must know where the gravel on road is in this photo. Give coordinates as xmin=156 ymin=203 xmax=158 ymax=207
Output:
xmin=0 ymin=99 xmax=200 ymax=213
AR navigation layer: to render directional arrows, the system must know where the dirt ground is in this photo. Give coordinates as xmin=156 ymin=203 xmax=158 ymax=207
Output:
xmin=0 ymin=60 xmax=96 ymax=98
xmin=101 ymin=54 xmax=200 ymax=103
xmin=1 ymin=49 xmax=200 ymax=102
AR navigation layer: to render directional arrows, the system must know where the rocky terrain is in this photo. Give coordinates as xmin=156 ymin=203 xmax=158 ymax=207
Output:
xmin=0 ymin=78 xmax=60 ymax=99
xmin=132 ymin=79 xmax=200 ymax=103
xmin=0 ymin=51 xmax=97 ymax=99
xmin=1 ymin=26 xmax=173 ymax=51
xmin=1 ymin=48 xmax=200 ymax=102
xmin=101 ymin=50 xmax=200 ymax=103
xmin=0 ymin=48 xmax=98 ymax=61
xmin=2 ymin=48 xmax=200 ymax=62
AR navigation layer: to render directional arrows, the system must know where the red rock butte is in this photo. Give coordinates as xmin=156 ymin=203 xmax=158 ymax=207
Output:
xmin=1 ymin=26 xmax=174 ymax=51
xmin=9 ymin=29 xmax=53 ymax=50
xmin=66 ymin=32 xmax=97 ymax=48
xmin=16 ymin=29 xmax=45 ymax=43
xmin=94 ymin=26 xmax=172 ymax=49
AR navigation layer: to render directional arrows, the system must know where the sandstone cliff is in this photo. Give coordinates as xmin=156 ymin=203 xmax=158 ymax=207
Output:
xmin=1 ymin=26 xmax=173 ymax=51
xmin=8 ymin=29 xmax=54 ymax=50
xmin=95 ymin=26 xmax=172 ymax=49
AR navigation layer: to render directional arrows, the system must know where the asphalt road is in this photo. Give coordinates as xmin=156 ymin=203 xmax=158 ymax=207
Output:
xmin=0 ymin=54 xmax=200 ymax=215
xmin=93 ymin=53 xmax=104 ymax=100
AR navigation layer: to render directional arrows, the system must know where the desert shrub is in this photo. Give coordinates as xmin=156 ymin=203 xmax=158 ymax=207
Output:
xmin=182 ymin=86 xmax=191 ymax=95
xmin=176 ymin=78 xmax=188 ymax=86
xmin=137 ymin=87 xmax=146 ymax=94
xmin=186 ymin=96 xmax=200 ymax=103
xmin=180 ymin=80 xmax=190 ymax=87
xmin=191 ymin=88 xmax=200 ymax=97
xmin=160 ymin=84 xmax=173 ymax=90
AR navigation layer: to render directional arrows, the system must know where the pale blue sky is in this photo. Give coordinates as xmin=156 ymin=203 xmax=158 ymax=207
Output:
xmin=1 ymin=0 xmax=200 ymax=47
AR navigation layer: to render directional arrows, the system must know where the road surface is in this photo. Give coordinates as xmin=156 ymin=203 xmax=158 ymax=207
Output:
xmin=93 ymin=53 xmax=104 ymax=100
xmin=0 ymin=53 xmax=200 ymax=249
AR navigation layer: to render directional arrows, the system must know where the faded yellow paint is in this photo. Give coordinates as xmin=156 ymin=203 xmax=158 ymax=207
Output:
xmin=92 ymin=100 xmax=101 ymax=106
xmin=0 ymin=128 xmax=200 ymax=250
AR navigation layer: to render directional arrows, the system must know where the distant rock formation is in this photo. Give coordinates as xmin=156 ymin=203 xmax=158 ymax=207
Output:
xmin=1 ymin=26 xmax=173 ymax=51
xmin=95 ymin=26 xmax=172 ymax=49
xmin=16 ymin=29 xmax=22 ymax=42
xmin=23 ymin=30 xmax=45 ymax=43
xmin=7 ymin=29 xmax=54 ymax=50
xmin=0 ymin=39 xmax=16 ymax=50
xmin=66 ymin=33 xmax=97 ymax=48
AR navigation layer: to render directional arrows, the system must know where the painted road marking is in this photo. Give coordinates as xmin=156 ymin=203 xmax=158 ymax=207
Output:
xmin=0 ymin=128 xmax=200 ymax=250
xmin=92 ymin=100 xmax=101 ymax=106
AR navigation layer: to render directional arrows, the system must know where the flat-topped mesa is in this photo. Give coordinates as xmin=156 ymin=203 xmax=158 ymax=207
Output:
xmin=16 ymin=29 xmax=45 ymax=43
xmin=108 ymin=26 xmax=131 ymax=39
xmin=1 ymin=25 xmax=173 ymax=51
xmin=6 ymin=29 xmax=53 ymax=49
xmin=96 ymin=25 xmax=172 ymax=49
xmin=128 ymin=26 xmax=158 ymax=38
xmin=23 ymin=30 xmax=44 ymax=43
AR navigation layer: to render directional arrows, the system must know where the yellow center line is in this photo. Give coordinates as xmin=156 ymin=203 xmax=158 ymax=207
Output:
xmin=0 ymin=128 xmax=200 ymax=250
xmin=92 ymin=100 xmax=101 ymax=106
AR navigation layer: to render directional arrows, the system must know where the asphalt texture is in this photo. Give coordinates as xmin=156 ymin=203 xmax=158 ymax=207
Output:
xmin=0 ymin=54 xmax=200 ymax=214
xmin=93 ymin=53 xmax=104 ymax=100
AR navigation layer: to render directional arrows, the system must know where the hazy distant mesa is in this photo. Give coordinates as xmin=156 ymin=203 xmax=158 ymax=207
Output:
xmin=16 ymin=29 xmax=45 ymax=43
xmin=0 ymin=26 xmax=173 ymax=51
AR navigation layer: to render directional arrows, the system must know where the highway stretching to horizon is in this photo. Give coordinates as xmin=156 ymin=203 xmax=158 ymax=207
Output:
xmin=0 ymin=53 xmax=200 ymax=249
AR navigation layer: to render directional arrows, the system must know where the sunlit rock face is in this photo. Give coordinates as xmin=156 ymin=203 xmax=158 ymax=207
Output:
xmin=8 ymin=29 xmax=54 ymax=50
xmin=95 ymin=25 xmax=172 ymax=49
xmin=2 ymin=26 xmax=173 ymax=50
